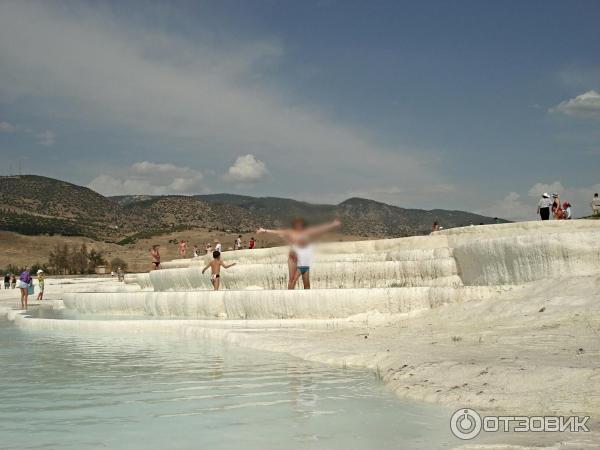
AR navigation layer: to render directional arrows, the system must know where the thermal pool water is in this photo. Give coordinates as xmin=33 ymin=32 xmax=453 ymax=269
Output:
xmin=0 ymin=318 xmax=453 ymax=450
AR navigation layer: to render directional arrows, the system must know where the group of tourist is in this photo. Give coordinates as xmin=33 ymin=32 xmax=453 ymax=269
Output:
xmin=110 ymin=267 xmax=125 ymax=281
xmin=199 ymin=218 xmax=341 ymax=291
xmin=537 ymin=191 xmax=600 ymax=221
xmin=149 ymin=219 xmax=341 ymax=290
xmin=3 ymin=273 xmax=17 ymax=289
xmin=537 ymin=192 xmax=574 ymax=221
xmin=149 ymin=192 xmax=597 ymax=291
xmin=10 ymin=267 xmax=45 ymax=309
xmin=150 ymin=235 xmax=259 ymax=271
xmin=177 ymin=236 xmax=257 ymax=259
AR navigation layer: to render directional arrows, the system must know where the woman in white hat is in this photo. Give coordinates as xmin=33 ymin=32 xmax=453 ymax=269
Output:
xmin=36 ymin=269 xmax=45 ymax=301
xmin=537 ymin=193 xmax=552 ymax=221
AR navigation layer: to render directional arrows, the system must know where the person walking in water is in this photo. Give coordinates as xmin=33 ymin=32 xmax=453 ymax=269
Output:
xmin=202 ymin=251 xmax=236 ymax=290
xmin=178 ymin=240 xmax=187 ymax=257
xmin=537 ymin=193 xmax=552 ymax=221
xmin=36 ymin=269 xmax=45 ymax=301
xmin=3 ymin=273 xmax=9 ymax=289
xmin=150 ymin=245 xmax=161 ymax=270
xmin=257 ymin=218 xmax=341 ymax=289
xmin=16 ymin=266 xmax=32 ymax=310
xmin=248 ymin=237 xmax=256 ymax=249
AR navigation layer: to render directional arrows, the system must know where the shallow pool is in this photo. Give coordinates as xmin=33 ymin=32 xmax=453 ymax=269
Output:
xmin=0 ymin=318 xmax=454 ymax=449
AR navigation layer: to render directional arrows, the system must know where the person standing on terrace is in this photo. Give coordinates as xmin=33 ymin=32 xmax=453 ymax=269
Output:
xmin=36 ymin=269 xmax=45 ymax=301
xmin=257 ymin=218 xmax=341 ymax=290
xmin=591 ymin=193 xmax=600 ymax=216
xmin=537 ymin=193 xmax=552 ymax=221
xmin=150 ymin=245 xmax=161 ymax=270
xmin=16 ymin=266 xmax=32 ymax=310
xmin=178 ymin=240 xmax=187 ymax=257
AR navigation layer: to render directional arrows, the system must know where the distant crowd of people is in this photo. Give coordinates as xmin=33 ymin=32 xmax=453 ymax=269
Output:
xmin=149 ymin=235 xmax=258 ymax=271
xmin=148 ymin=219 xmax=341 ymax=291
xmin=536 ymin=191 xmax=600 ymax=221
xmin=110 ymin=267 xmax=125 ymax=282
xmin=142 ymin=192 xmax=599 ymax=290
xmin=536 ymin=192 xmax=573 ymax=221
xmin=6 ymin=268 xmax=45 ymax=309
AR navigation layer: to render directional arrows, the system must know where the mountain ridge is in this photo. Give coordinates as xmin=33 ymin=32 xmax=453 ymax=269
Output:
xmin=1 ymin=175 xmax=506 ymax=241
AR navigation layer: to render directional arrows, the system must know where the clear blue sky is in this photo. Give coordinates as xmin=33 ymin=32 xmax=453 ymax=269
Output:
xmin=1 ymin=0 xmax=599 ymax=219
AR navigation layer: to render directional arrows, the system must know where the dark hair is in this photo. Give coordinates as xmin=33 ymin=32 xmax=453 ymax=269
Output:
xmin=595 ymin=193 xmax=599 ymax=197
xmin=213 ymin=251 xmax=220 ymax=259
xmin=238 ymin=235 xmax=242 ymax=237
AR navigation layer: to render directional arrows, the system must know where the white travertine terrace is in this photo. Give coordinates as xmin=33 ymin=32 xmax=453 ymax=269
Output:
xmin=72 ymin=220 xmax=600 ymax=318
xmin=119 ymin=220 xmax=600 ymax=295
xmin=3 ymin=220 xmax=600 ymax=447
xmin=62 ymin=286 xmax=510 ymax=319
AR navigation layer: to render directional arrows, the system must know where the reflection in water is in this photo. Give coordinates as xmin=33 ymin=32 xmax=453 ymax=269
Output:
xmin=0 ymin=319 xmax=453 ymax=449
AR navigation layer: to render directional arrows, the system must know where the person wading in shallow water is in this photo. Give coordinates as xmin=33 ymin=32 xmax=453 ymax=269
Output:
xmin=16 ymin=266 xmax=32 ymax=310
xmin=150 ymin=245 xmax=161 ymax=270
xmin=257 ymin=218 xmax=341 ymax=290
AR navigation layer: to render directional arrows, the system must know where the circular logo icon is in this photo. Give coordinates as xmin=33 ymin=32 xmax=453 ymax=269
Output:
xmin=450 ymin=408 xmax=482 ymax=440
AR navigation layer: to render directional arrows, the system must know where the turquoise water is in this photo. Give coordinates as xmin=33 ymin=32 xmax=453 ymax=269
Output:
xmin=0 ymin=318 xmax=454 ymax=449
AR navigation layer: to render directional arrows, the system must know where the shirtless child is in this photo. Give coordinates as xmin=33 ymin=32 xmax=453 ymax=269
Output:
xmin=202 ymin=251 xmax=236 ymax=290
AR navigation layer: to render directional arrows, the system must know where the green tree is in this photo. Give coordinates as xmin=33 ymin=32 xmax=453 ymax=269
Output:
xmin=69 ymin=244 xmax=89 ymax=274
xmin=110 ymin=257 xmax=128 ymax=272
xmin=49 ymin=244 xmax=69 ymax=274
xmin=87 ymin=248 xmax=107 ymax=273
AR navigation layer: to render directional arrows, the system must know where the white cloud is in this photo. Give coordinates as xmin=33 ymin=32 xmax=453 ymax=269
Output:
xmin=477 ymin=192 xmax=532 ymax=222
xmin=550 ymin=90 xmax=600 ymax=119
xmin=0 ymin=2 xmax=444 ymax=200
xmin=35 ymin=130 xmax=55 ymax=146
xmin=223 ymin=154 xmax=268 ymax=182
xmin=0 ymin=120 xmax=55 ymax=145
xmin=527 ymin=181 xmax=565 ymax=198
xmin=0 ymin=121 xmax=17 ymax=132
xmin=88 ymin=161 xmax=205 ymax=196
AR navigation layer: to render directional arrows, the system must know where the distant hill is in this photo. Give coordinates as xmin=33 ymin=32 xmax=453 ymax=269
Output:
xmin=0 ymin=176 xmax=258 ymax=241
xmin=0 ymin=175 xmax=128 ymax=238
xmin=196 ymin=194 xmax=504 ymax=236
xmin=123 ymin=196 xmax=258 ymax=232
xmin=0 ymin=175 xmax=505 ymax=242
xmin=196 ymin=194 xmax=334 ymax=228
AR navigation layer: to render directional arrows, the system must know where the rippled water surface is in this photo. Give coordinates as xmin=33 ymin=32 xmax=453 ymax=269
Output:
xmin=0 ymin=318 xmax=453 ymax=449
